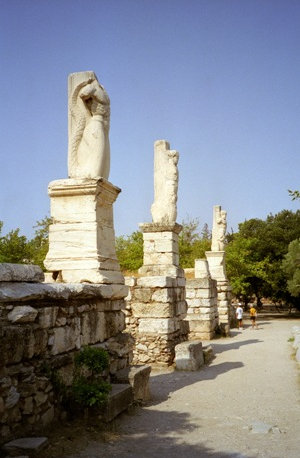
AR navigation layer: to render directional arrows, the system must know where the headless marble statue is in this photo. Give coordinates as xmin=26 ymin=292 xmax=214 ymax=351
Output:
xmin=211 ymin=205 xmax=227 ymax=251
xmin=68 ymin=71 xmax=110 ymax=179
xmin=151 ymin=140 xmax=179 ymax=225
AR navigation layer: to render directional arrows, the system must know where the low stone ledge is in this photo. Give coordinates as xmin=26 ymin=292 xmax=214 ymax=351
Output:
xmin=175 ymin=341 xmax=204 ymax=371
xmin=99 ymin=384 xmax=133 ymax=422
xmin=3 ymin=436 xmax=48 ymax=455
xmin=114 ymin=365 xmax=151 ymax=402
xmin=0 ymin=264 xmax=44 ymax=283
xmin=0 ymin=282 xmax=128 ymax=303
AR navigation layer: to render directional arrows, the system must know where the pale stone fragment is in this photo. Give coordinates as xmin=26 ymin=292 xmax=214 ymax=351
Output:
xmin=51 ymin=320 xmax=80 ymax=355
xmin=5 ymin=387 xmax=20 ymax=409
xmin=154 ymin=239 xmax=176 ymax=252
xmin=195 ymin=288 xmax=213 ymax=299
xmin=151 ymin=140 xmax=179 ymax=225
xmin=175 ymin=341 xmax=204 ymax=371
xmin=131 ymin=302 xmax=175 ymax=318
xmin=0 ymin=263 xmax=44 ymax=282
xmin=136 ymin=276 xmax=174 ymax=288
xmin=194 ymin=259 xmax=211 ymax=279
xmin=206 ymin=251 xmax=227 ymax=281
xmin=151 ymin=288 xmax=174 ymax=303
xmin=186 ymin=289 xmax=196 ymax=299
xmin=38 ymin=307 xmax=58 ymax=329
xmin=68 ymin=71 xmax=110 ymax=180
xmin=211 ymin=205 xmax=227 ymax=251
xmin=124 ymin=276 xmax=137 ymax=287
xmin=138 ymin=318 xmax=179 ymax=334
xmin=7 ymin=306 xmax=38 ymax=323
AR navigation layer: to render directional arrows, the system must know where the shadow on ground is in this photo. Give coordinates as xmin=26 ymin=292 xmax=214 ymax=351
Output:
xmin=211 ymin=339 xmax=263 ymax=355
xmin=43 ymin=406 xmax=253 ymax=458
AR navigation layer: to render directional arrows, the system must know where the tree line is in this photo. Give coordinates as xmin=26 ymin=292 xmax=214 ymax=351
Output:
xmin=1 ymin=208 xmax=299 ymax=309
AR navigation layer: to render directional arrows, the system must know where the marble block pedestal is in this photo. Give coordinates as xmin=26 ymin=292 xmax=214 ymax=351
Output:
xmin=44 ymin=178 xmax=124 ymax=284
xmin=206 ymin=251 xmax=232 ymax=331
xmin=125 ymin=222 xmax=187 ymax=366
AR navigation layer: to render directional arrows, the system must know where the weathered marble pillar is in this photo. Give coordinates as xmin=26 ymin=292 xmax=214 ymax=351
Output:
xmin=205 ymin=205 xmax=232 ymax=334
xmin=44 ymin=71 xmax=124 ymax=285
xmin=125 ymin=141 xmax=187 ymax=366
xmin=44 ymin=177 xmax=123 ymax=284
xmin=185 ymin=259 xmax=218 ymax=340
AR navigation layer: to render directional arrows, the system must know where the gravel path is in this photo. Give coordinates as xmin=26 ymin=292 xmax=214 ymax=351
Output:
xmin=47 ymin=317 xmax=300 ymax=458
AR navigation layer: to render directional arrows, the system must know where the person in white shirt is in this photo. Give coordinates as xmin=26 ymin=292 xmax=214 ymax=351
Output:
xmin=236 ymin=303 xmax=244 ymax=330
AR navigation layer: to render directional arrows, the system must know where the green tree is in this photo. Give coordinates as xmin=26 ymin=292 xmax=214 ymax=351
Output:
xmin=282 ymin=239 xmax=300 ymax=298
xmin=288 ymin=189 xmax=300 ymax=200
xmin=179 ymin=218 xmax=211 ymax=268
xmin=0 ymin=222 xmax=30 ymax=264
xmin=115 ymin=230 xmax=143 ymax=272
xmin=28 ymin=216 xmax=51 ymax=270
xmin=226 ymin=210 xmax=300 ymax=308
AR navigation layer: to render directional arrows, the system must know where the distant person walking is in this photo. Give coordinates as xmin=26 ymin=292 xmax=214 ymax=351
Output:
xmin=236 ymin=303 xmax=244 ymax=330
xmin=249 ymin=304 xmax=258 ymax=329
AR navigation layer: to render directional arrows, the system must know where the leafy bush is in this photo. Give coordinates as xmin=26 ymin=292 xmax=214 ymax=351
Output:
xmin=74 ymin=346 xmax=109 ymax=375
xmin=71 ymin=377 xmax=111 ymax=407
xmin=71 ymin=346 xmax=111 ymax=408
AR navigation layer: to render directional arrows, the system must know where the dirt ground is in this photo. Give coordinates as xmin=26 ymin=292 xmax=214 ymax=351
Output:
xmin=43 ymin=316 xmax=300 ymax=458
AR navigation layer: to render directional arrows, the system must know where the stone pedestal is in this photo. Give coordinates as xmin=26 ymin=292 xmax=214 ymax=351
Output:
xmin=206 ymin=251 xmax=232 ymax=329
xmin=44 ymin=178 xmax=124 ymax=284
xmin=124 ymin=222 xmax=188 ymax=366
xmin=138 ymin=222 xmax=183 ymax=277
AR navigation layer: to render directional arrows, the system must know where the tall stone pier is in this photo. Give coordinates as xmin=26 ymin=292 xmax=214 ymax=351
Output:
xmin=185 ymin=259 xmax=218 ymax=340
xmin=44 ymin=71 xmax=123 ymax=286
xmin=125 ymin=141 xmax=187 ymax=366
xmin=206 ymin=205 xmax=232 ymax=333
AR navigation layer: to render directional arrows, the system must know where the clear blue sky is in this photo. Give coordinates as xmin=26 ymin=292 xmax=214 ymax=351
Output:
xmin=1 ymin=0 xmax=299 ymax=238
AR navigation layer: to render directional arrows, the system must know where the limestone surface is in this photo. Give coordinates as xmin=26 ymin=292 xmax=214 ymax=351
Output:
xmin=211 ymin=205 xmax=227 ymax=251
xmin=151 ymin=140 xmax=179 ymax=225
xmin=68 ymin=71 xmax=110 ymax=180
xmin=0 ymin=263 xmax=44 ymax=283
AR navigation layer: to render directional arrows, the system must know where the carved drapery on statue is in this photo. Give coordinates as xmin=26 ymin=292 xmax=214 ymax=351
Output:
xmin=211 ymin=205 xmax=227 ymax=251
xmin=151 ymin=140 xmax=179 ymax=225
xmin=68 ymin=71 xmax=110 ymax=179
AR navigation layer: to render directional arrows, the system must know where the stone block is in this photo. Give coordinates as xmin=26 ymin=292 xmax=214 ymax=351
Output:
xmin=3 ymin=437 xmax=48 ymax=454
xmin=136 ymin=277 xmax=174 ymax=288
xmin=131 ymin=303 xmax=175 ymax=318
xmin=175 ymin=341 xmax=204 ymax=371
xmin=186 ymin=289 xmax=196 ymax=299
xmin=51 ymin=321 xmax=81 ymax=355
xmin=138 ymin=318 xmax=179 ymax=334
xmin=114 ymin=365 xmax=151 ymax=401
xmin=99 ymin=384 xmax=133 ymax=422
xmin=132 ymin=288 xmax=153 ymax=302
xmin=188 ymin=320 xmax=213 ymax=332
xmin=7 ymin=306 xmax=38 ymax=323
xmin=151 ymin=288 xmax=175 ymax=303
xmin=202 ymin=345 xmax=214 ymax=363
xmin=38 ymin=307 xmax=58 ymax=328
xmin=81 ymin=310 xmax=106 ymax=345
xmin=125 ymin=276 xmax=137 ymax=287
xmin=0 ymin=263 xmax=44 ymax=282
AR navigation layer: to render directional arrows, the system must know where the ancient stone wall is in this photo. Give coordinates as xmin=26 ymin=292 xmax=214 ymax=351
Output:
xmin=124 ymin=276 xmax=188 ymax=366
xmin=0 ymin=281 xmax=132 ymax=442
xmin=185 ymin=277 xmax=218 ymax=340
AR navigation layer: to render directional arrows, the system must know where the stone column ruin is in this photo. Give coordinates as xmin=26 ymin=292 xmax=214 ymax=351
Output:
xmin=125 ymin=140 xmax=188 ymax=366
xmin=205 ymin=205 xmax=233 ymax=334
